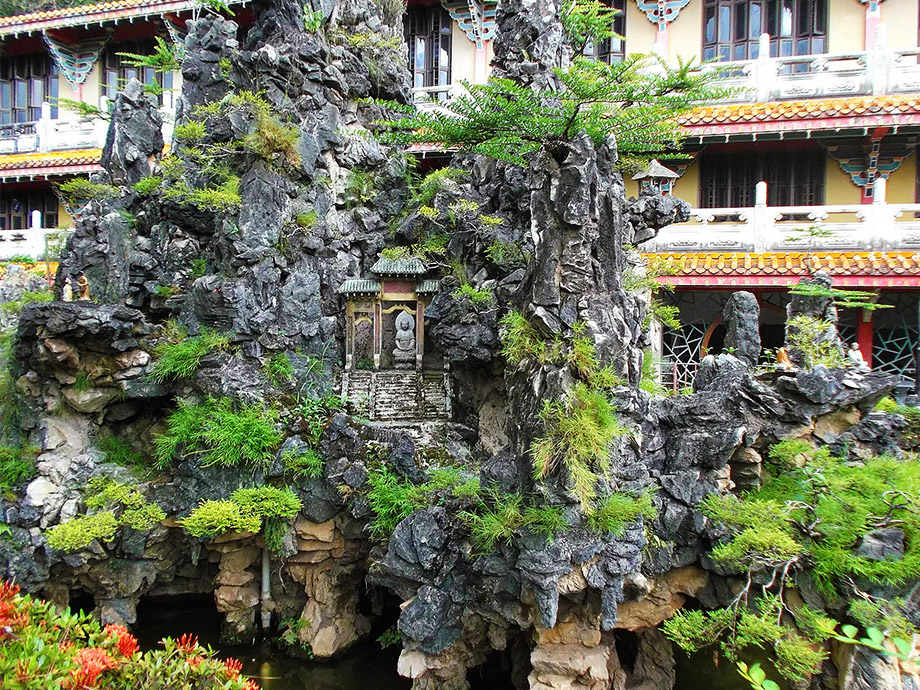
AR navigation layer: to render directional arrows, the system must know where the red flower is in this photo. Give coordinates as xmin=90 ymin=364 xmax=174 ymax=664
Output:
xmin=67 ymin=647 xmax=118 ymax=688
xmin=242 ymin=681 xmax=261 ymax=690
xmin=177 ymin=633 xmax=199 ymax=654
xmin=104 ymin=624 xmax=139 ymax=657
xmin=0 ymin=581 xmax=21 ymax=601
xmin=224 ymin=657 xmax=243 ymax=680
xmin=188 ymin=655 xmax=204 ymax=668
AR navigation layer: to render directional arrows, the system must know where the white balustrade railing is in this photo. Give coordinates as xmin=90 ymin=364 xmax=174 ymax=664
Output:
xmin=0 ymin=99 xmax=176 ymax=155
xmin=698 ymin=27 xmax=920 ymax=103
xmin=649 ymin=178 xmax=920 ymax=253
xmin=0 ymin=212 xmax=72 ymax=260
xmin=411 ymin=84 xmax=459 ymax=112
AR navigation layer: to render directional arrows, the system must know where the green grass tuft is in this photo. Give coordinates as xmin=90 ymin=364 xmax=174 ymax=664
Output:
xmin=148 ymin=326 xmax=229 ymax=383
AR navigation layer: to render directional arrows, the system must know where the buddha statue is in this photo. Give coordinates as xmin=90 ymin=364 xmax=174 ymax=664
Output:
xmin=393 ymin=310 xmax=416 ymax=368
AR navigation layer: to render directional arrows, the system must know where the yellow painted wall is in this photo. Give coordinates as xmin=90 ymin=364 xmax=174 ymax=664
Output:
xmin=825 ymin=155 xmax=861 ymax=205
xmin=886 ymin=152 xmax=916 ymax=204
xmin=451 ymin=24 xmax=477 ymax=84
xmin=675 ymin=158 xmax=701 ymax=206
xmin=827 ymin=0 xmax=866 ymax=53
xmin=667 ymin=0 xmax=703 ymax=63
xmin=881 ymin=0 xmax=919 ymax=51
xmin=57 ymin=203 xmax=72 ymax=229
xmin=624 ymin=2 xmax=657 ymax=57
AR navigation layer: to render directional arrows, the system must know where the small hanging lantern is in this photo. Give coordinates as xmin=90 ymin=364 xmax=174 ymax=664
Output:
xmin=632 ymin=159 xmax=680 ymax=196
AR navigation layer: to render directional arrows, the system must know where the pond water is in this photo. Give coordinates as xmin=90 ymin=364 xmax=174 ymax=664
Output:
xmin=131 ymin=594 xmax=771 ymax=690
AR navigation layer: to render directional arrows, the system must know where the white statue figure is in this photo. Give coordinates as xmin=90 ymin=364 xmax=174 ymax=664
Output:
xmin=847 ymin=342 xmax=870 ymax=371
xmin=62 ymin=277 xmax=73 ymax=302
xmin=393 ymin=310 xmax=416 ymax=367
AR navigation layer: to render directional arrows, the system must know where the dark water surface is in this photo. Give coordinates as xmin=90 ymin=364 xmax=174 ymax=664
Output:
xmin=132 ymin=594 xmax=768 ymax=690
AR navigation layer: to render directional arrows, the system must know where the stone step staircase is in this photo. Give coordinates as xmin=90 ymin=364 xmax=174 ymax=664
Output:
xmin=340 ymin=370 xmax=450 ymax=421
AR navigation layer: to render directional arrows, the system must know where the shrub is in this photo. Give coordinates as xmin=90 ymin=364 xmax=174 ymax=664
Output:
xmin=786 ymin=315 xmax=845 ymax=368
xmin=485 ymin=239 xmax=526 ymax=268
xmin=148 ymin=326 xmax=229 ymax=382
xmin=294 ymin=393 xmax=344 ymax=445
xmin=461 ymin=493 xmax=524 ymax=552
xmin=345 ymin=169 xmax=377 ymax=207
xmin=99 ymin=436 xmax=147 ymax=471
xmin=245 ymin=113 xmax=300 ymax=168
xmin=0 ymin=288 xmax=52 ymax=315
xmin=57 ymin=178 xmax=119 ymax=204
xmin=230 ymin=486 xmax=301 ymax=520
xmin=500 ymin=311 xmax=545 ymax=364
xmin=295 ymin=211 xmax=317 ymax=229
xmin=522 ymin=505 xmax=568 ymax=540
xmin=264 ymin=352 xmax=295 ymax=386
xmin=179 ymin=500 xmax=261 ymax=538
xmin=531 ymin=383 xmax=628 ymax=509
xmin=366 ymin=465 xmax=427 ymax=541
xmin=0 ymin=444 xmax=38 ymax=492
xmin=154 ymin=397 xmax=282 ymax=471
xmin=587 ymin=491 xmax=656 ymax=535
xmin=0 ymin=582 xmax=259 ymax=689
xmin=173 ymin=120 xmax=206 ymax=144
xmin=451 ymin=284 xmax=493 ymax=309
xmin=132 ymin=175 xmax=162 ymax=195
xmin=282 ymin=448 xmax=324 ymax=478
xmin=766 ymin=438 xmax=813 ymax=469
xmin=46 ymin=510 xmax=120 ymax=551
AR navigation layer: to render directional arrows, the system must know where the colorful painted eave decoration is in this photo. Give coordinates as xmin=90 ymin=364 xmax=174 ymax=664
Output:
xmin=440 ymin=0 xmax=497 ymax=47
xmin=645 ymin=251 xmax=920 ymax=288
xmin=634 ymin=0 xmax=692 ymax=26
xmin=0 ymin=148 xmax=102 ymax=180
xmin=0 ymin=0 xmax=247 ymax=37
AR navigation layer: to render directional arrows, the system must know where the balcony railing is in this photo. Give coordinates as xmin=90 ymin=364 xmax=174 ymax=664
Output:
xmin=411 ymin=84 xmax=459 ymax=113
xmin=699 ymin=29 xmax=920 ymax=103
xmin=647 ymin=178 xmax=920 ymax=253
xmin=0 ymin=98 xmax=175 ymax=155
xmin=0 ymin=212 xmax=72 ymax=260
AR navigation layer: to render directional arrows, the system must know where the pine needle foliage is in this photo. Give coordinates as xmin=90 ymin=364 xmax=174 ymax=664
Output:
xmin=531 ymin=382 xmax=628 ymax=510
xmin=785 ymin=315 xmax=845 ymax=369
xmin=153 ymin=397 xmax=281 ymax=470
xmin=117 ymin=36 xmax=182 ymax=73
xmin=374 ymin=52 xmax=729 ymax=168
xmin=148 ymin=326 xmax=229 ymax=382
xmin=561 ymin=0 xmax=620 ymax=57
xmin=789 ymin=281 xmax=892 ymax=312
xmin=587 ymin=490 xmax=656 ymax=534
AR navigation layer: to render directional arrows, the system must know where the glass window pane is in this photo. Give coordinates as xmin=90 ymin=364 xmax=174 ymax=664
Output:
xmin=750 ymin=3 xmax=761 ymax=37
xmin=14 ymin=80 xmax=25 ymax=109
xmin=705 ymin=7 xmax=716 ymax=42
xmin=734 ymin=6 xmax=747 ymax=42
xmin=780 ymin=0 xmax=793 ymax=35
xmin=719 ymin=6 xmax=730 ymax=41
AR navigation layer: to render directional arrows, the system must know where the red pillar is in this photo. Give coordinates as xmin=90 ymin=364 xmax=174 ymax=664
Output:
xmin=857 ymin=308 xmax=873 ymax=368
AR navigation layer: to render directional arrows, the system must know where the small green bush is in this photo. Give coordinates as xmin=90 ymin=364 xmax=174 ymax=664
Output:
xmin=295 ymin=211 xmax=317 ymax=229
xmin=282 ymin=448 xmax=324 ymax=478
xmin=767 ymin=438 xmax=813 ymax=469
xmin=230 ymin=486 xmax=301 ymax=520
xmin=531 ymin=383 xmax=628 ymax=509
xmin=451 ymin=284 xmax=493 ymax=309
xmin=500 ymin=311 xmax=545 ymax=364
xmin=0 ymin=444 xmax=38 ymax=493
xmin=366 ymin=465 xmax=427 ymax=541
xmin=132 ymin=175 xmax=162 ymax=195
xmin=461 ymin=493 xmax=523 ymax=552
xmin=588 ymin=491 xmax=656 ymax=534
xmin=786 ymin=315 xmax=845 ymax=369
xmin=0 ymin=288 xmax=52 ymax=315
xmin=148 ymin=327 xmax=229 ymax=382
xmin=412 ymin=167 xmax=467 ymax=205
xmin=154 ymin=397 xmax=282 ymax=470
xmin=179 ymin=500 xmax=261 ymax=538
xmin=523 ymin=505 xmax=568 ymax=540
xmin=190 ymin=257 xmax=207 ymax=279
xmin=46 ymin=510 xmax=120 ymax=552
xmin=245 ymin=113 xmax=300 ymax=168
xmin=174 ymin=120 xmax=207 ymax=144
xmin=99 ymin=436 xmax=146 ymax=470
xmin=57 ymin=178 xmax=119 ymax=204
xmin=264 ymin=352 xmax=295 ymax=386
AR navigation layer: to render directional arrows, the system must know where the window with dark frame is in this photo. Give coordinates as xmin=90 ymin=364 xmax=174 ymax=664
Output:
xmin=103 ymin=40 xmax=172 ymax=106
xmin=703 ymin=0 xmax=827 ymax=62
xmin=584 ymin=0 xmax=626 ymax=63
xmin=404 ymin=4 xmax=452 ymax=91
xmin=0 ymin=190 xmax=59 ymax=231
xmin=698 ymin=150 xmax=825 ymax=207
xmin=0 ymin=54 xmax=58 ymax=125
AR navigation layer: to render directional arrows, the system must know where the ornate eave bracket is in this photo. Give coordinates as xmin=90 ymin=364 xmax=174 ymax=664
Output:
xmin=634 ymin=0 xmax=692 ymax=29
xmin=42 ymin=29 xmax=111 ymax=90
xmin=440 ymin=0 xmax=497 ymax=48
xmin=824 ymin=134 xmax=916 ymax=196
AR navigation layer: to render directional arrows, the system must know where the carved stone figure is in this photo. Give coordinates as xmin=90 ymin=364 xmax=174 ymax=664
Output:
xmin=776 ymin=347 xmax=794 ymax=370
xmin=76 ymin=273 xmax=91 ymax=301
xmin=848 ymin=342 xmax=870 ymax=371
xmin=393 ymin=310 xmax=416 ymax=367
xmin=62 ymin=278 xmax=73 ymax=303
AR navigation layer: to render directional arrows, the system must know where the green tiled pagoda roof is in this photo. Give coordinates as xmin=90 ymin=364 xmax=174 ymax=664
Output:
xmin=416 ymin=279 xmax=441 ymax=294
xmin=370 ymin=257 xmax=427 ymax=276
xmin=337 ymin=279 xmax=381 ymax=294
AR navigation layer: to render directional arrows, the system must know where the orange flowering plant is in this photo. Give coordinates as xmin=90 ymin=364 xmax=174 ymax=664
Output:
xmin=0 ymin=580 xmax=259 ymax=690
